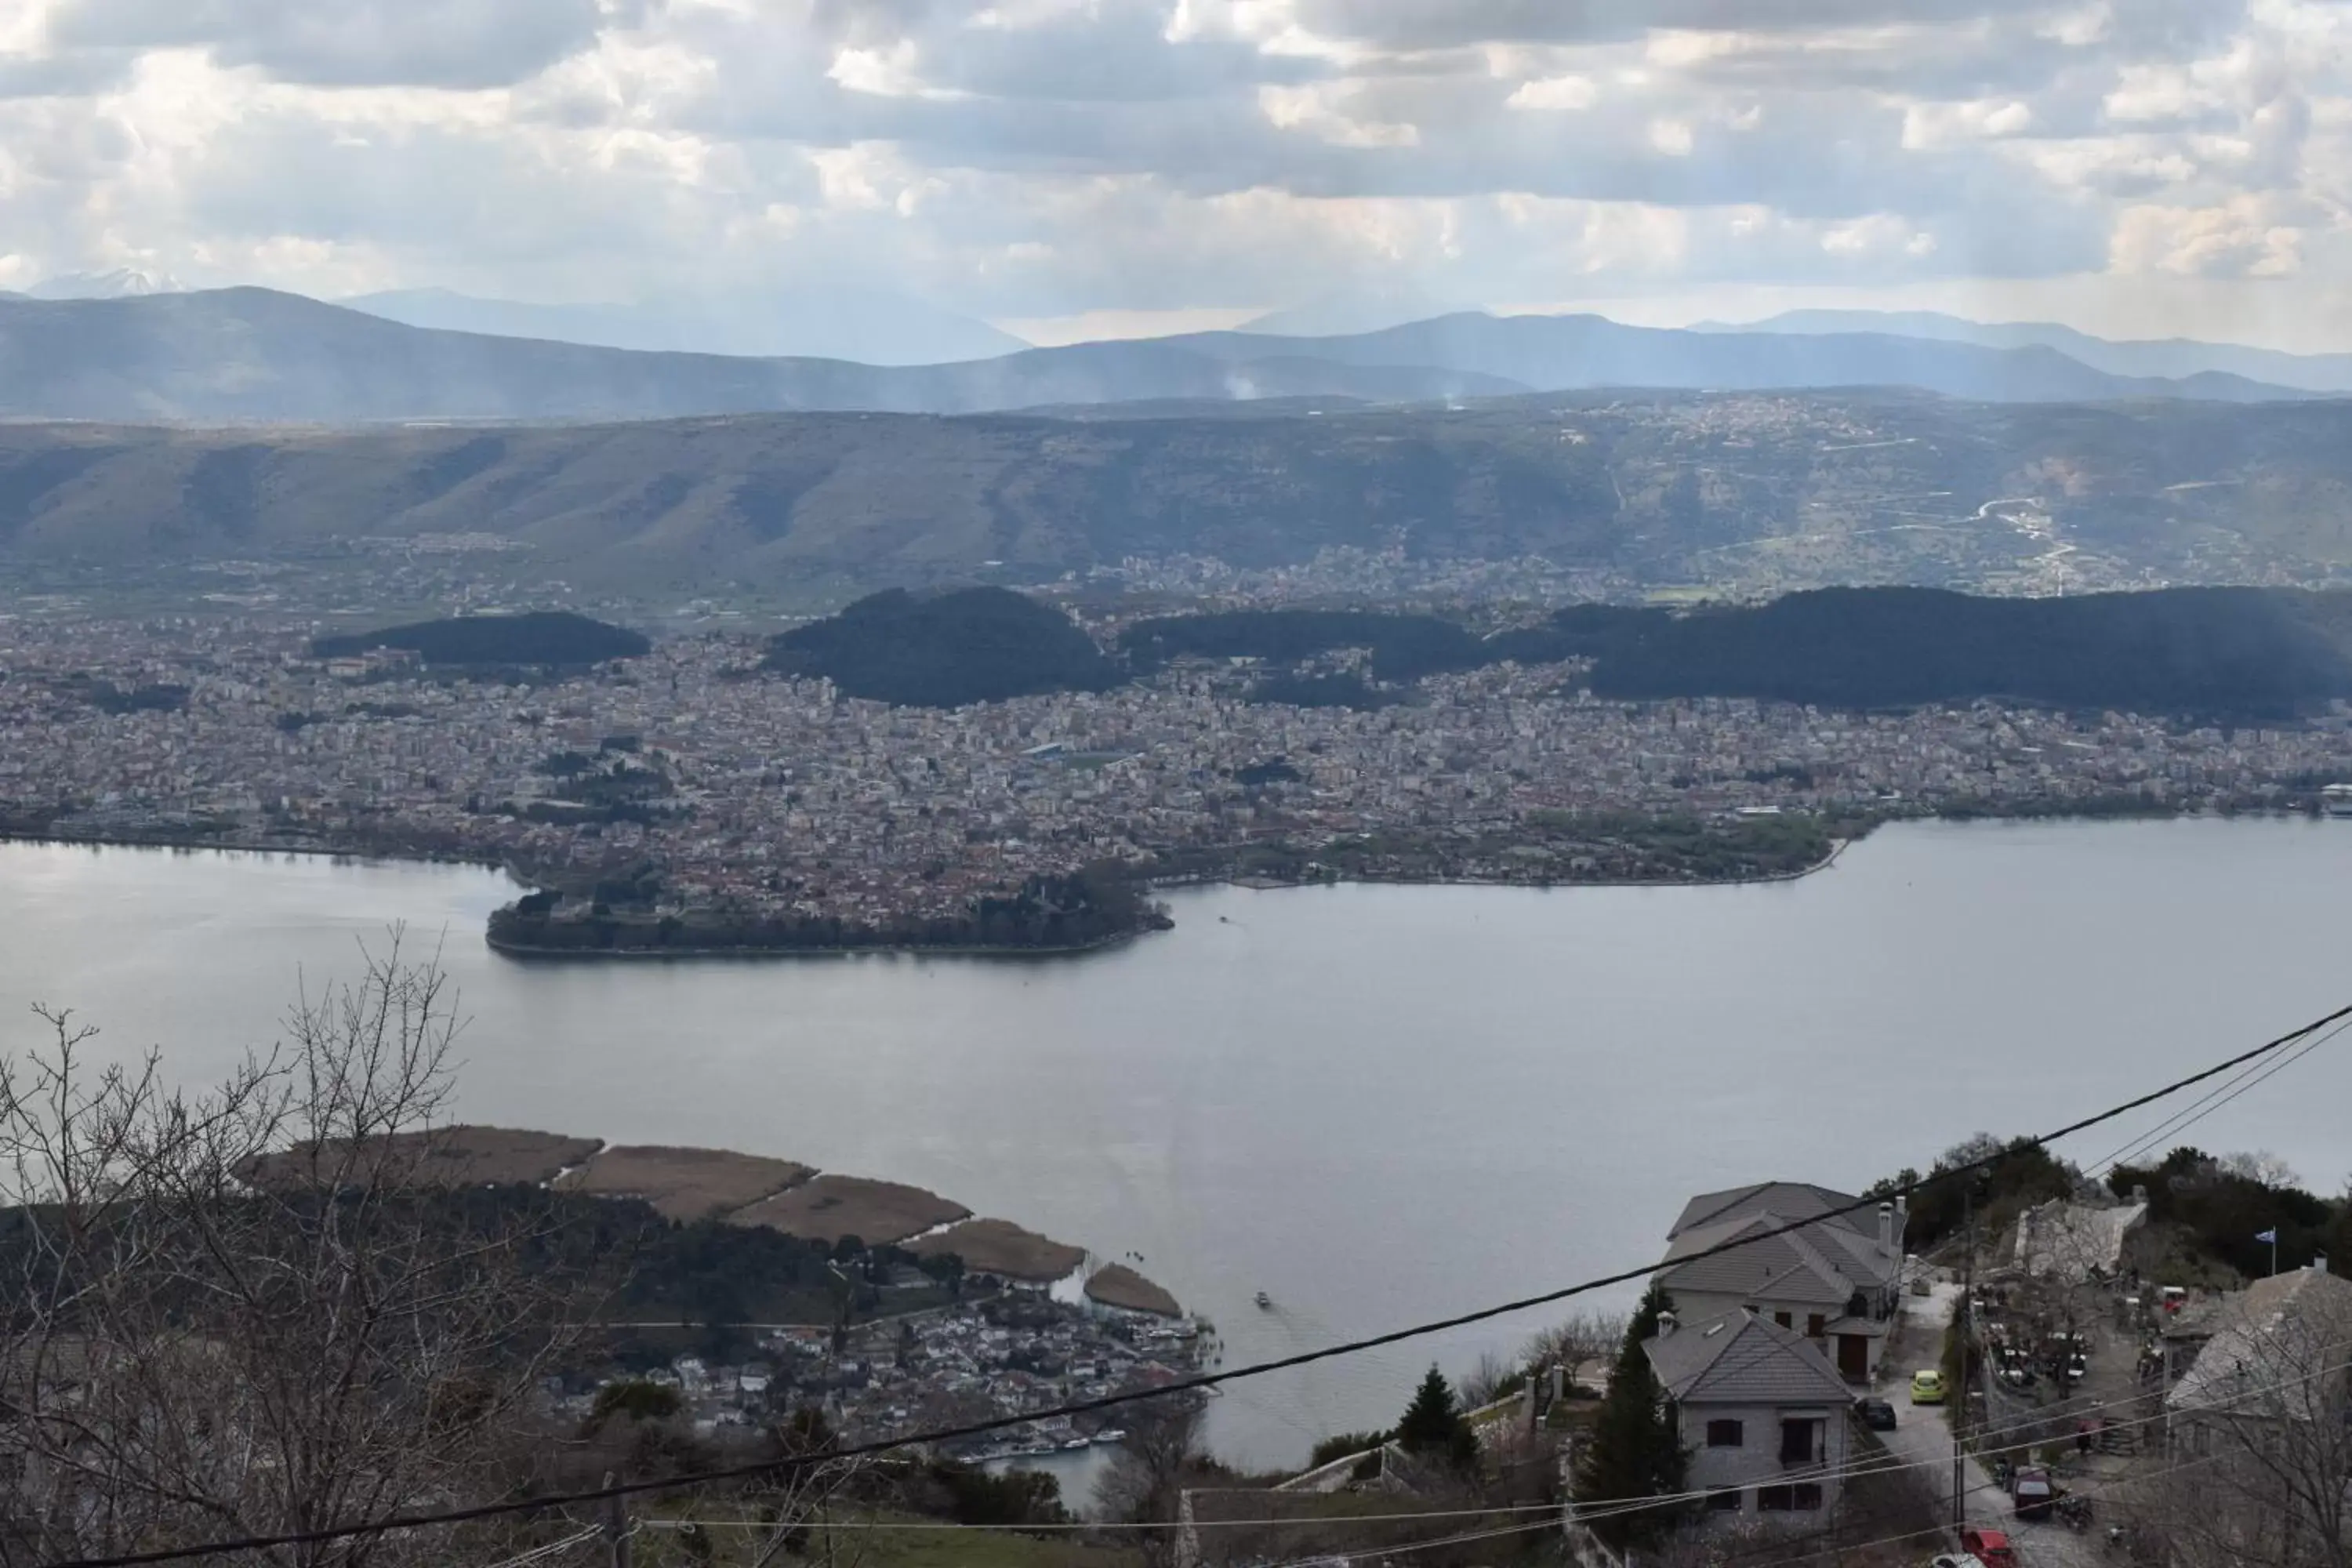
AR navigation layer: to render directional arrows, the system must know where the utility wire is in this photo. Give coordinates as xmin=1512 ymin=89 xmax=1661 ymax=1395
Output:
xmin=2083 ymin=1010 xmax=2352 ymax=1178
xmin=636 ymin=1347 xmax=2345 ymax=1541
xmin=37 ymin=998 xmax=2352 ymax=1568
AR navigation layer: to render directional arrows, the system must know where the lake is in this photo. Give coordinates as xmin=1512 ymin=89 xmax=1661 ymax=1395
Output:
xmin=4 ymin=818 xmax=2350 ymax=1472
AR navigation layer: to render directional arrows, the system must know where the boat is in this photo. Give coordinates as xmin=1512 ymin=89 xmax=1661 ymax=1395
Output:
xmin=1255 ymin=1290 xmax=1273 ymax=1308
xmin=1062 ymin=1437 xmax=1091 ymax=1450
xmin=2325 ymin=783 xmax=2352 ymax=818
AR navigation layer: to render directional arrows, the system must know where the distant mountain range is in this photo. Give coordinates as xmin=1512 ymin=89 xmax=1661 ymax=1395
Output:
xmin=1703 ymin=309 xmax=2352 ymax=395
xmin=338 ymin=286 xmax=1029 ymax=367
xmin=20 ymin=268 xmax=187 ymax=300
xmin=12 ymin=390 xmax=2352 ymax=598
xmin=0 ymin=287 xmax=2327 ymax=424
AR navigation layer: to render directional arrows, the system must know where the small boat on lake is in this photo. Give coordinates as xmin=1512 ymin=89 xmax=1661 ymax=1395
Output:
xmin=1255 ymin=1290 xmax=1273 ymax=1308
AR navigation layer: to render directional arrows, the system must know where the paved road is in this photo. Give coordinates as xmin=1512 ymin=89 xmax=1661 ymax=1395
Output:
xmin=1881 ymin=1278 xmax=2101 ymax=1568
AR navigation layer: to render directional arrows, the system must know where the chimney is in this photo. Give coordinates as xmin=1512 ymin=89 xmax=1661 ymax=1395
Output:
xmin=1878 ymin=1201 xmax=1895 ymax=1255
xmin=1656 ymin=1310 xmax=1678 ymax=1339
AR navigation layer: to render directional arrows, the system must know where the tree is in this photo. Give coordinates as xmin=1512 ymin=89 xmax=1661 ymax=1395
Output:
xmin=1457 ymin=1349 xmax=1523 ymax=1410
xmin=1093 ymin=1398 xmax=1203 ymax=1567
xmin=0 ymin=938 xmax=587 ymax=1568
xmin=1395 ymin=1366 xmax=1479 ymax=1472
xmin=1573 ymin=1282 xmax=1689 ymax=1548
xmin=2122 ymin=1281 xmax=2352 ymax=1568
xmin=1525 ymin=1309 xmax=1630 ymax=1398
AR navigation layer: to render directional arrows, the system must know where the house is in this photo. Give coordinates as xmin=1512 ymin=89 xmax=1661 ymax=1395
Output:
xmin=1655 ymin=1181 xmax=1907 ymax=1383
xmin=2165 ymin=1260 xmax=2352 ymax=1453
xmin=1642 ymin=1308 xmax=1857 ymax=1525
xmin=2160 ymin=1261 xmax=2352 ymax=1565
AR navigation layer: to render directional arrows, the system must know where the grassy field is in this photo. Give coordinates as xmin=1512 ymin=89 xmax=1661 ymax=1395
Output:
xmin=556 ymin=1144 xmax=814 ymax=1221
xmin=628 ymin=1508 xmax=1143 ymax=1568
xmin=1083 ymin=1264 xmax=1179 ymax=1316
xmin=728 ymin=1174 xmax=971 ymax=1245
xmin=839 ymin=1526 xmax=1145 ymax=1568
xmin=911 ymin=1218 xmax=1085 ymax=1280
xmin=238 ymin=1124 xmax=602 ymax=1189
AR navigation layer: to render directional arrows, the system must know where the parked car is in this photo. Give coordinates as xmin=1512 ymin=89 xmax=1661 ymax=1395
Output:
xmin=1857 ymin=1396 xmax=1897 ymax=1430
xmin=1960 ymin=1526 xmax=2018 ymax=1568
xmin=1911 ymin=1368 xmax=1948 ymax=1404
xmin=1930 ymin=1556 xmax=1985 ymax=1568
xmin=2012 ymin=1465 xmax=2057 ymax=1519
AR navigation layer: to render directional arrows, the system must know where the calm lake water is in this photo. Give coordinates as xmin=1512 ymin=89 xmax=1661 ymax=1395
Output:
xmin=5 ymin=818 xmax=2350 ymax=1471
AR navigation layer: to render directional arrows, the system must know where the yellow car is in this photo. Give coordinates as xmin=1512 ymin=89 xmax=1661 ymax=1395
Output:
xmin=1910 ymin=1369 xmax=1947 ymax=1405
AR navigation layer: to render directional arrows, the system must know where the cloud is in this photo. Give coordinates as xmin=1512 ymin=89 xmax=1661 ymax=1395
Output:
xmin=48 ymin=0 xmax=615 ymax=89
xmin=0 ymin=0 xmax=2347 ymax=334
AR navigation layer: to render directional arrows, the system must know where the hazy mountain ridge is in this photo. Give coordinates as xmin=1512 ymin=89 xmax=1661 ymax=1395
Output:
xmin=0 ymin=288 xmax=2317 ymax=425
xmin=339 ymin=285 xmax=1029 ymax=367
xmin=11 ymin=390 xmax=2352 ymax=597
xmin=1708 ymin=308 xmax=2352 ymax=394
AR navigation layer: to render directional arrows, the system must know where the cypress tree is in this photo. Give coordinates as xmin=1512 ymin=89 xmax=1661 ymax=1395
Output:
xmin=1395 ymin=1365 xmax=1479 ymax=1472
xmin=1573 ymin=1283 xmax=1689 ymax=1546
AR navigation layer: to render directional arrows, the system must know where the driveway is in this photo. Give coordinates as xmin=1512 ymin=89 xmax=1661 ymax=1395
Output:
xmin=1879 ymin=1276 xmax=2101 ymax=1568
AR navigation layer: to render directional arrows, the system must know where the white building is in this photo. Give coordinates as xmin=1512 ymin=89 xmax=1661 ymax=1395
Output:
xmin=1654 ymin=1181 xmax=1908 ymax=1384
xmin=1642 ymin=1308 xmax=1858 ymax=1526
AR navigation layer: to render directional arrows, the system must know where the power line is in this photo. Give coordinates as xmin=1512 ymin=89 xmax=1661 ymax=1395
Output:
xmin=37 ymin=998 xmax=2352 ymax=1568
xmin=2084 ymin=1011 xmax=2352 ymax=1179
xmin=651 ymin=1339 xmax=2352 ymax=1542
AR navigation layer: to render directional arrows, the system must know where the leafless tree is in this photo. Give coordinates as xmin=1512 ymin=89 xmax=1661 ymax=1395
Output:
xmin=2220 ymin=1151 xmax=2305 ymax=1191
xmin=0 ymin=937 xmax=590 ymax=1568
xmin=1525 ymin=1310 xmax=1629 ymax=1396
xmin=1457 ymin=1348 xmax=1522 ymax=1410
xmin=2125 ymin=1286 xmax=2352 ymax=1568
xmin=1092 ymin=1396 xmax=1203 ymax=1566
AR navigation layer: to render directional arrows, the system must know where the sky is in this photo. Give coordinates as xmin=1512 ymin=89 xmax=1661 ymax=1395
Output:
xmin=4 ymin=0 xmax=2352 ymax=349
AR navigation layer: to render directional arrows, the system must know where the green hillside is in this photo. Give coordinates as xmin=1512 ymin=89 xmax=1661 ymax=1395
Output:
xmin=312 ymin=611 xmax=649 ymax=666
xmin=10 ymin=392 xmax=2352 ymax=601
xmin=762 ymin=588 xmax=1120 ymax=707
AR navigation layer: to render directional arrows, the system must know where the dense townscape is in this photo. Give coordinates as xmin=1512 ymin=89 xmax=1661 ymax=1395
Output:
xmin=575 ymin=1289 xmax=1207 ymax=1461
xmin=6 ymin=608 xmax=2352 ymax=949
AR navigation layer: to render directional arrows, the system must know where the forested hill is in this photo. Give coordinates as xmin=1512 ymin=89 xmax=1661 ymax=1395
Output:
xmin=763 ymin=585 xmax=2352 ymax=719
xmin=1120 ymin=610 xmax=1490 ymax=683
xmin=1574 ymin=587 xmax=2352 ymax=717
xmin=311 ymin=612 xmax=650 ymax=666
xmin=762 ymin=587 xmax=1121 ymax=706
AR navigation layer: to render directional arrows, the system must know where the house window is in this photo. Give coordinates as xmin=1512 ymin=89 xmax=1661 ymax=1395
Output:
xmin=1807 ymin=1314 xmax=1827 ymax=1338
xmin=1708 ymin=1489 xmax=1744 ymax=1513
xmin=1705 ymin=1419 xmax=1745 ymax=1448
xmin=1780 ymin=1419 xmax=1816 ymax=1464
xmin=1758 ymin=1486 xmax=1795 ymax=1512
xmin=1791 ymin=1483 xmax=1824 ymax=1510
xmin=1774 ymin=1310 xmax=1793 ymax=1330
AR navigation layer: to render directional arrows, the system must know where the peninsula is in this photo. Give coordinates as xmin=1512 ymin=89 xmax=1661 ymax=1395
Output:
xmin=9 ymin=590 xmax=2352 ymax=961
xmin=241 ymin=1123 xmax=1183 ymax=1311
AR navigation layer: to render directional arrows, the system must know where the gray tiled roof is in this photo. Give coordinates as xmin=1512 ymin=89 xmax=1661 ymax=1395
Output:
xmin=1671 ymin=1182 xmax=1871 ymax=1240
xmin=1664 ymin=1181 xmax=1904 ymax=1294
xmin=1657 ymin=1214 xmax=1857 ymax=1306
xmin=2166 ymin=1267 xmax=2352 ymax=1417
xmin=1642 ymin=1309 xmax=1855 ymax=1406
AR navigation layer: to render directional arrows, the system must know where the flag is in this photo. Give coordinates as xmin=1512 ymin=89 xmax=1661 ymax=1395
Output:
xmin=2255 ymin=1229 xmax=2278 ymax=1243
